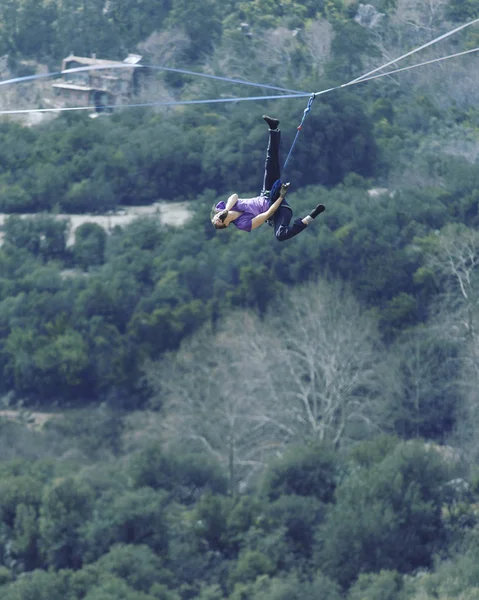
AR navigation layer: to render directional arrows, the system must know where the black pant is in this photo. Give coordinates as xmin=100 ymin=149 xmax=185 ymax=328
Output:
xmin=262 ymin=129 xmax=307 ymax=242
xmin=262 ymin=129 xmax=281 ymax=193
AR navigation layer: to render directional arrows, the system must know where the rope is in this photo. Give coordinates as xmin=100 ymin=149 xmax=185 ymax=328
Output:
xmin=0 ymin=63 xmax=306 ymax=95
xmin=0 ymin=45 xmax=477 ymax=116
xmin=0 ymin=93 xmax=308 ymax=115
xmin=280 ymin=16 xmax=479 ymax=170
xmin=339 ymin=46 xmax=479 ymax=89
xmin=283 ymin=94 xmax=315 ymax=171
xmin=349 ymin=16 xmax=479 ymax=84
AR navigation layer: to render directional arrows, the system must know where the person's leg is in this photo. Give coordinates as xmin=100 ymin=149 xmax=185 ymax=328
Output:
xmin=262 ymin=128 xmax=281 ymax=194
xmin=273 ymin=202 xmax=326 ymax=242
xmin=273 ymin=204 xmax=307 ymax=241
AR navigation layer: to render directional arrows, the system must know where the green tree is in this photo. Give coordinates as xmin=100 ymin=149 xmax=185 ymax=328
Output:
xmin=229 ymin=550 xmax=275 ymax=587
xmin=81 ymin=487 xmax=169 ymax=562
xmin=327 ymin=20 xmax=379 ymax=80
xmin=264 ymin=495 xmax=326 ymax=563
xmin=92 ymin=544 xmax=171 ymax=594
xmin=0 ymin=183 xmax=34 ymax=212
xmin=11 ymin=503 xmax=40 ymax=571
xmin=319 ymin=441 xmax=449 ymax=587
xmin=108 ymin=0 xmax=172 ymax=42
xmin=348 ymin=570 xmax=407 ymax=600
xmin=446 ymin=0 xmax=479 ymax=21
xmin=39 ymin=477 xmax=94 ymax=569
xmin=63 ymin=179 xmax=116 ymax=213
xmin=33 ymin=329 xmax=90 ymax=397
xmin=2 ymin=215 xmax=68 ymax=261
xmin=166 ymin=0 xmax=222 ymax=59
xmin=236 ymin=572 xmax=342 ymax=600
xmin=261 ymin=442 xmax=338 ymax=502
xmin=0 ymin=569 xmax=71 ymax=600
xmin=47 ymin=406 xmax=124 ymax=459
xmin=128 ymin=441 xmax=227 ymax=503
xmin=81 ymin=576 xmax=158 ymax=600
xmin=73 ymin=222 xmax=107 ymax=270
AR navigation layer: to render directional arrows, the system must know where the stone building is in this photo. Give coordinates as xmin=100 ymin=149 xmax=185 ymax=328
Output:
xmin=52 ymin=53 xmax=143 ymax=112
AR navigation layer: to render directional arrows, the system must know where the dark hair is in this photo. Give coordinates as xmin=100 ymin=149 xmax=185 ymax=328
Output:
xmin=210 ymin=203 xmax=220 ymax=221
xmin=213 ymin=221 xmax=227 ymax=230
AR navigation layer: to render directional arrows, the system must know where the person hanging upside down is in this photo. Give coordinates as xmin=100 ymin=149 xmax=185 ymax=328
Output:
xmin=211 ymin=115 xmax=325 ymax=241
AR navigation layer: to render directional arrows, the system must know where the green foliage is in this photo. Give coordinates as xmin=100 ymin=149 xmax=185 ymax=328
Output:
xmin=229 ymin=550 xmax=275 ymax=586
xmin=318 ymin=441 xmax=450 ymax=588
xmin=446 ymin=0 xmax=479 ymax=21
xmin=348 ymin=570 xmax=407 ymax=600
xmin=234 ymin=572 xmax=342 ymax=600
xmin=419 ymin=530 xmax=479 ymax=598
xmin=348 ymin=436 xmax=401 ymax=469
xmin=81 ymin=487 xmax=169 ymax=562
xmin=72 ymin=223 xmax=107 ymax=270
xmin=128 ymin=441 xmax=228 ymax=502
xmin=46 ymin=407 xmax=125 ymax=458
xmin=92 ymin=544 xmax=171 ymax=593
xmin=3 ymin=215 xmax=68 ymax=261
xmin=261 ymin=442 xmax=338 ymax=502
xmin=0 ymin=568 xmax=71 ymax=600
xmin=327 ymin=19 xmax=379 ymax=80
xmin=81 ymin=576 xmax=158 ymax=600
xmin=264 ymin=495 xmax=326 ymax=562
xmin=0 ymin=4 xmax=477 ymax=594
xmin=39 ymin=476 xmax=95 ymax=569
xmin=192 ymin=493 xmax=232 ymax=555
xmin=166 ymin=0 xmax=222 ymax=59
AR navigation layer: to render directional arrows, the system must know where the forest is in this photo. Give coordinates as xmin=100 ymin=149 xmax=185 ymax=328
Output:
xmin=0 ymin=0 xmax=478 ymax=598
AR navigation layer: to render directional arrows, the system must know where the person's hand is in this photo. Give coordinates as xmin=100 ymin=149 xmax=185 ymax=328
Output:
xmin=217 ymin=209 xmax=228 ymax=222
xmin=280 ymin=182 xmax=290 ymax=198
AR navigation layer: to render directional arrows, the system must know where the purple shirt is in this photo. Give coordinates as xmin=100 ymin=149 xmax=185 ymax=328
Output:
xmin=216 ymin=195 xmax=270 ymax=232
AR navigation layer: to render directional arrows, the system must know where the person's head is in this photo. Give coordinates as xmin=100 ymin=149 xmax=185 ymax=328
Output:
xmin=211 ymin=206 xmax=229 ymax=229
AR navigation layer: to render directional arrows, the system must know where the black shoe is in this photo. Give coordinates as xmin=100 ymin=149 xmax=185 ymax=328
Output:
xmin=310 ymin=204 xmax=325 ymax=219
xmin=263 ymin=115 xmax=280 ymax=130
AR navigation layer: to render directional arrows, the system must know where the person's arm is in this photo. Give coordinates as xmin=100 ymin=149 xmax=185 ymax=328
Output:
xmin=225 ymin=193 xmax=238 ymax=211
xmin=216 ymin=194 xmax=239 ymax=225
xmin=251 ymin=193 xmax=284 ymax=230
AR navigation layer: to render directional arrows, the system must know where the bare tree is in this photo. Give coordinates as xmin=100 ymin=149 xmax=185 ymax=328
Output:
xmin=147 ymin=280 xmax=391 ymax=492
xmin=420 ymin=224 xmax=479 ymax=462
xmin=425 ymin=224 xmax=479 ymax=341
xmin=452 ymin=336 xmax=479 ymax=464
xmin=148 ymin=321 xmax=288 ymax=493
xmin=136 ymin=29 xmax=190 ymax=105
xmin=138 ymin=29 xmax=191 ymax=66
xmin=356 ymin=0 xmax=475 ymax=107
xmin=386 ymin=326 xmax=461 ymax=439
xmin=201 ymin=22 xmax=324 ymax=95
xmin=263 ymin=280 xmax=389 ymax=446
xmin=303 ymin=19 xmax=334 ymax=77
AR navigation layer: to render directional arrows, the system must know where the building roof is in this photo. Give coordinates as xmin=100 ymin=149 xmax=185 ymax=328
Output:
xmin=52 ymin=82 xmax=95 ymax=91
xmin=63 ymin=53 xmax=142 ymax=67
xmin=64 ymin=55 xmax=126 ymax=67
xmin=123 ymin=54 xmax=142 ymax=64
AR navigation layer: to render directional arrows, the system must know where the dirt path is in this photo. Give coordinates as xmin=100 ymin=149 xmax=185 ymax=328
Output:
xmin=0 ymin=409 xmax=60 ymax=429
xmin=0 ymin=201 xmax=192 ymax=246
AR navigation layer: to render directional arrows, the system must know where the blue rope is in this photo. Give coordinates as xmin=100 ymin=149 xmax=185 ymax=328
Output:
xmin=283 ymin=94 xmax=315 ymax=171
xmin=0 ymin=63 xmax=306 ymax=95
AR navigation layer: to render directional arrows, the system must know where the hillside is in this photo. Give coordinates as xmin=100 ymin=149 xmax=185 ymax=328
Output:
xmin=0 ymin=1 xmax=479 ymax=599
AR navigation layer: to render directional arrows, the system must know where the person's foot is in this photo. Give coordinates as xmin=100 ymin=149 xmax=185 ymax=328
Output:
xmin=263 ymin=115 xmax=280 ymax=130
xmin=310 ymin=204 xmax=325 ymax=219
